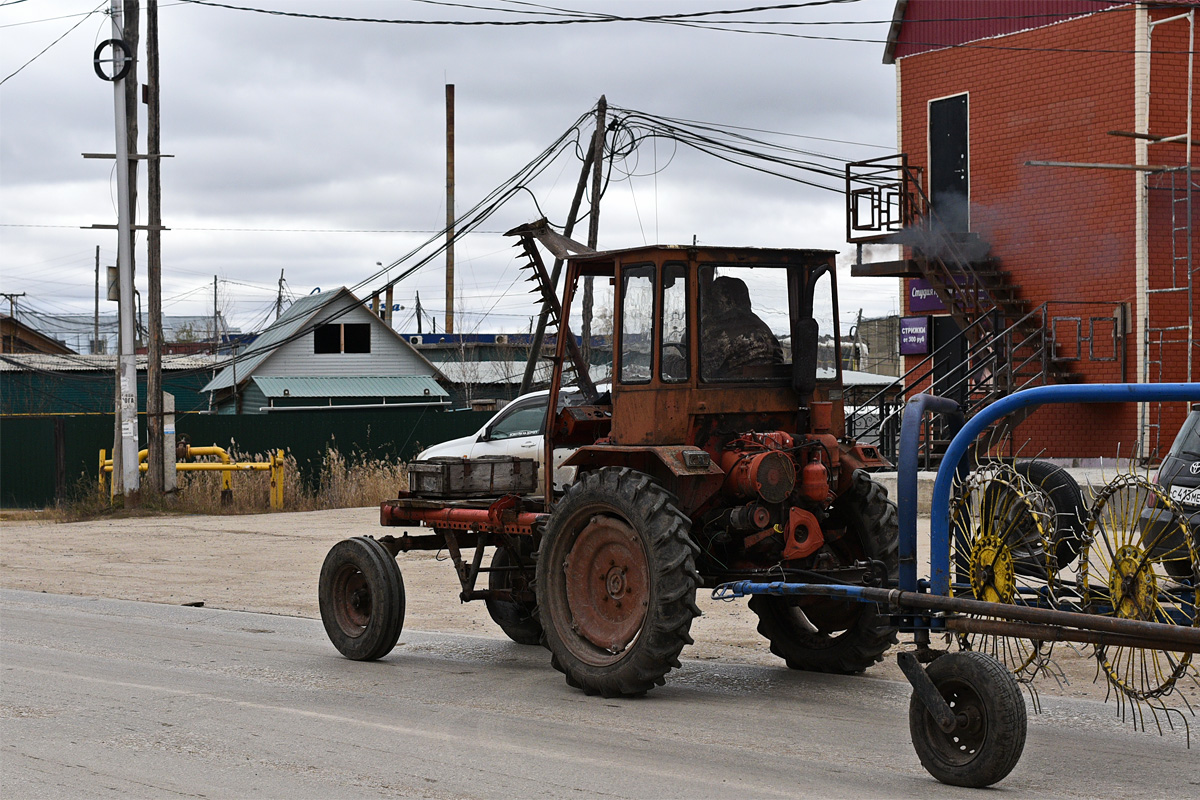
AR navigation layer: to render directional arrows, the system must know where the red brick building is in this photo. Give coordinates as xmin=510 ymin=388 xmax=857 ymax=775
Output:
xmin=865 ymin=1 xmax=1196 ymax=460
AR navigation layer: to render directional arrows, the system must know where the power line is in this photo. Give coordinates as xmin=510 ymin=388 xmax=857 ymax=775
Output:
xmin=0 ymin=1 xmax=106 ymax=86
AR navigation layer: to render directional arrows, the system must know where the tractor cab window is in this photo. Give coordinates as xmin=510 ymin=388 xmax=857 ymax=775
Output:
xmin=699 ymin=265 xmax=789 ymax=382
xmin=811 ymin=267 xmax=841 ymax=379
xmin=660 ymin=262 xmax=689 ymax=382
xmin=619 ymin=264 xmax=654 ymax=384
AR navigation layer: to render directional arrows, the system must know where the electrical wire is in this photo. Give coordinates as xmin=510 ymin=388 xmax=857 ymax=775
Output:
xmin=0 ymin=0 xmax=107 ymax=86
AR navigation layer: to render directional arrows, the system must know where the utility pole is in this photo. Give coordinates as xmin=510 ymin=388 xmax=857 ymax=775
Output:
xmin=519 ymin=141 xmax=595 ymax=395
xmin=145 ymin=0 xmax=164 ymax=496
xmin=445 ymin=83 xmax=455 ymax=335
xmin=275 ymin=269 xmax=285 ymax=320
xmin=1 ymin=292 xmax=25 ymax=353
xmin=93 ymin=246 xmax=101 ymax=353
xmin=582 ymin=96 xmax=606 ymax=366
xmin=212 ymin=275 xmax=218 ymax=354
xmin=1 ymin=292 xmax=25 ymax=321
xmin=110 ymin=0 xmax=140 ymax=499
xmin=416 ymin=291 xmax=423 ymax=335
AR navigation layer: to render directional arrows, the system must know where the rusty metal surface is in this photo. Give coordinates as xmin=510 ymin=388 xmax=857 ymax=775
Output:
xmin=564 ymin=514 xmax=649 ymax=653
xmin=379 ymin=497 xmax=544 ymax=537
xmin=944 ymin=616 xmax=1200 ymax=655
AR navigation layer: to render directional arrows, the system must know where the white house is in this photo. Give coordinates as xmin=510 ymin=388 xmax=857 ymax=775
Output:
xmin=202 ymin=287 xmax=448 ymax=414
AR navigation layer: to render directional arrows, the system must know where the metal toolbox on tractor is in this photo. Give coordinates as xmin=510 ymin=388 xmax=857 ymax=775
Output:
xmin=407 ymin=455 xmax=538 ymax=498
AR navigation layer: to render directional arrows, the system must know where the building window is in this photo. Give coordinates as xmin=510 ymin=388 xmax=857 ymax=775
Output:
xmin=314 ymin=323 xmax=371 ymax=354
xmin=343 ymin=323 xmax=370 ymax=353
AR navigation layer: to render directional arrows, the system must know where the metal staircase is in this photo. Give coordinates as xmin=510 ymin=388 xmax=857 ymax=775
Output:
xmin=844 ymin=155 xmax=1099 ymax=463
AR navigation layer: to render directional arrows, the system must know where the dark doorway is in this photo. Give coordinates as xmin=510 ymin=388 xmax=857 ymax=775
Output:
xmin=929 ymin=94 xmax=969 ymax=232
xmin=932 ymin=315 xmax=968 ymax=407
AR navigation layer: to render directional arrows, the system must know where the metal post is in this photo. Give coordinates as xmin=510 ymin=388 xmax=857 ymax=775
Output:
xmin=93 ymin=246 xmax=100 ymax=353
xmin=109 ymin=0 xmax=139 ymax=497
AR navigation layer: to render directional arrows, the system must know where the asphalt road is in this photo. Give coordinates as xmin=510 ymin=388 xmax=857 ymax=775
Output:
xmin=2 ymin=589 xmax=1196 ymax=799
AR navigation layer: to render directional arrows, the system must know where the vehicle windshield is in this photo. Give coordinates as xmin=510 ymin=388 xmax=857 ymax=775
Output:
xmin=698 ymin=265 xmax=838 ymax=383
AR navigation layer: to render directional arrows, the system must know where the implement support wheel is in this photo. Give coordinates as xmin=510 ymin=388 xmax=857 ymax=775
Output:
xmin=319 ymin=536 xmax=405 ymax=661
xmin=536 ymin=467 xmax=700 ymax=697
xmin=909 ymin=651 xmax=1027 ymax=788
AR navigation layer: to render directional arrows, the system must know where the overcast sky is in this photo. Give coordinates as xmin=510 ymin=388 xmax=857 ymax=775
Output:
xmin=1 ymin=0 xmax=902 ymax=338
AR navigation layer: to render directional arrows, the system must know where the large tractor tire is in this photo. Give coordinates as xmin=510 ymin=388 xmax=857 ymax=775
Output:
xmin=486 ymin=545 xmax=543 ymax=646
xmin=535 ymin=467 xmax=701 ymax=697
xmin=749 ymin=470 xmax=898 ymax=674
xmin=319 ymin=536 xmax=405 ymax=661
xmin=1014 ymin=459 xmax=1087 ymax=569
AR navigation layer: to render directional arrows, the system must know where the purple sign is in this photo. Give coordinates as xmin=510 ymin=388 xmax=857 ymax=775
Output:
xmin=908 ymin=278 xmax=946 ymax=313
xmin=900 ymin=316 xmax=931 ymax=356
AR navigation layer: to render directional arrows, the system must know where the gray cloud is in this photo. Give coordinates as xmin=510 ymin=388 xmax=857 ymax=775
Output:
xmin=2 ymin=0 xmax=899 ymax=329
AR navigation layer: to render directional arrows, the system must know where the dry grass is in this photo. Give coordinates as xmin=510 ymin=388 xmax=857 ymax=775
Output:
xmin=46 ymin=447 xmax=408 ymax=520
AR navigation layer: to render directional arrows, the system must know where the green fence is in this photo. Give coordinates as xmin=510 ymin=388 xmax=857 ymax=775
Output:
xmin=0 ymin=408 xmax=492 ymax=508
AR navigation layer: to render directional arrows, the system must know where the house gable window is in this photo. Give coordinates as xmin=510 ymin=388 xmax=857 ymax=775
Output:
xmin=314 ymin=323 xmax=371 ymax=354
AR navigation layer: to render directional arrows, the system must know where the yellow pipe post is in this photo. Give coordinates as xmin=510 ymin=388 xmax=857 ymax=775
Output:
xmin=98 ymin=444 xmax=281 ymax=510
xmin=269 ymin=449 xmax=285 ymax=510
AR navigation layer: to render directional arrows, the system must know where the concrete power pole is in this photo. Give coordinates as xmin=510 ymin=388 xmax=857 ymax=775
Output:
xmin=109 ymin=0 xmax=140 ymax=499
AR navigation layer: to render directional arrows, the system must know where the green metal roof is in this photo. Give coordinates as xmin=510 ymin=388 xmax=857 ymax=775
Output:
xmin=251 ymin=375 xmax=447 ymax=399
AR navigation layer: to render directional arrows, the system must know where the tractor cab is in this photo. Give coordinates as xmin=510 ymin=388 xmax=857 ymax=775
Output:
xmin=547 ymin=244 xmax=886 ymax=514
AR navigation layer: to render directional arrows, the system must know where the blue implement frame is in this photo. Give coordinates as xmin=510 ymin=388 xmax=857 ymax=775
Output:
xmin=715 ymin=383 xmax=1200 ymax=642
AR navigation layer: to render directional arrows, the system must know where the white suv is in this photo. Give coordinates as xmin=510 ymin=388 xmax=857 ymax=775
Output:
xmin=416 ymin=386 xmax=606 ymax=491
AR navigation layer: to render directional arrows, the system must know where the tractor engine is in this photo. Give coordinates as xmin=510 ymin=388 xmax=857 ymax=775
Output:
xmin=698 ymin=430 xmax=842 ymax=571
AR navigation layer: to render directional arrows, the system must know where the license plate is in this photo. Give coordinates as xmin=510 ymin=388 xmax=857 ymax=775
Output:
xmin=1169 ymin=484 xmax=1200 ymax=508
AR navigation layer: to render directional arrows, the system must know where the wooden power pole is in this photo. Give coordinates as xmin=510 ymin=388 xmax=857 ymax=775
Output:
xmin=445 ymin=83 xmax=455 ymax=335
xmin=145 ymin=0 xmax=165 ymax=496
xmin=581 ymin=95 xmax=606 ymax=365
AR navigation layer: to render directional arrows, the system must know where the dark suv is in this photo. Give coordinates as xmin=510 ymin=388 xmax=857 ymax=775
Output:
xmin=1142 ymin=409 xmax=1200 ymax=575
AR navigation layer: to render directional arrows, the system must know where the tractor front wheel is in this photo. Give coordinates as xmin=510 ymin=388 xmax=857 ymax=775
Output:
xmin=318 ymin=536 xmax=405 ymax=661
xmin=536 ymin=467 xmax=700 ymax=697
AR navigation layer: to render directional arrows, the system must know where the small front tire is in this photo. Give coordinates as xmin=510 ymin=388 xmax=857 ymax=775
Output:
xmin=319 ymin=536 xmax=405 ymax=661
xmin=909 ymin=651 xmax=1027 ymax=788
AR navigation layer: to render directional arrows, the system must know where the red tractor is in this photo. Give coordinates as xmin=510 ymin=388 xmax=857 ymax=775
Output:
xmin=319 ymin=237 xmax=897 ymax=698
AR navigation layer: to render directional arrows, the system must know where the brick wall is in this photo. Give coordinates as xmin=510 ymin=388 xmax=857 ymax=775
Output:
xmin=897 ymin=6 xmax=1196 ymax=459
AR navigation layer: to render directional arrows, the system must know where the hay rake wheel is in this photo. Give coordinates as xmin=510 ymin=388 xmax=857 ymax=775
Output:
xmin=950 ymin=464 xmax=1057 ymax=680
xmin=1080 ymin=473 xmax=1199 ymax=703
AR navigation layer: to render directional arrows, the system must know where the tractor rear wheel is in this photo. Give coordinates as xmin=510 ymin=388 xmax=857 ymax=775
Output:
xmin=319 ymin=536 xmax=405 ymax=661
xmin=749 ymin=470 xmax=898 ymax=673
xmin=486 ymin=545 xmax=543 ymax=646
xmin=535 ymin=467 xmax=700 ymax=697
